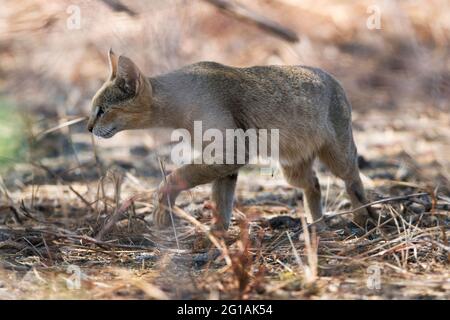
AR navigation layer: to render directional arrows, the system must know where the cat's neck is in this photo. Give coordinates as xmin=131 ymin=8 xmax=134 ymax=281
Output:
xmin=147 ymin=76 xmax=187 ymax=129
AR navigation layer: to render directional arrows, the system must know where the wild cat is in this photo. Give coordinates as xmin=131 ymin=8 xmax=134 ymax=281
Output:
xmin=87 ymin=49 xmax=374 ymax=231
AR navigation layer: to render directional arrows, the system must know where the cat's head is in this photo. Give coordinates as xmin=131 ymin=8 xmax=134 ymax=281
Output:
xmin=87 ymin=49 xmax=152 ymax=138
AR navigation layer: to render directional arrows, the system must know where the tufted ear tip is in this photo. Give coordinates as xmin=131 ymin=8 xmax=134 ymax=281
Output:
xmin=108 ymin=48 xmax=118 ymax=78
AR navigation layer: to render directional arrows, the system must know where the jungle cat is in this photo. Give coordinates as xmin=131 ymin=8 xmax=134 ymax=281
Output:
xmin=87 ymin=49 xmax=375 ymax=231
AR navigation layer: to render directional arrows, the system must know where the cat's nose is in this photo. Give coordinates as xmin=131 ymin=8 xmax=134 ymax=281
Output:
xmin=87 ymin=120 xmax=94 ymax=133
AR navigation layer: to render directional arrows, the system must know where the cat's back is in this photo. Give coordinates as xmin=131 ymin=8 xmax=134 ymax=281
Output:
xmin=152 ymin=61 xmax=342 ymax=121
xmin=166 ymin=62 xmax=331 ymax=85
xmin=152 ymin=61 xmax=247 ymax=99
xmin=157 ymin=61 xmax=244 ymax=84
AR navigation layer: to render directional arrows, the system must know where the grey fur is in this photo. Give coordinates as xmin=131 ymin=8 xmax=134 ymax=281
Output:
xmin=88 ymin=57 xmax=374 ymax=230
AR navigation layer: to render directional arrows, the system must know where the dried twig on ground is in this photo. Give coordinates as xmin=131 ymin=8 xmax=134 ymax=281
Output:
xmin=99 ymin=0 xmax=137 ymax=16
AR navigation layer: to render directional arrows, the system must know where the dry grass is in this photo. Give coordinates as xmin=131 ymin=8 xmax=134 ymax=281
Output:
xmin=0 ymin=126 xmax=449 ymax=299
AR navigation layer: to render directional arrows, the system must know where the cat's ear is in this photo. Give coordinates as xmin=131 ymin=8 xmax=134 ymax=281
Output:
xmin=108 ymin=48 xmax=118 ymax=79
xmin=116 ymin=55 xmax=142 ymax=96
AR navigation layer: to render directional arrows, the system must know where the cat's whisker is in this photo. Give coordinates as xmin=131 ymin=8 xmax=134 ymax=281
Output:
xmin=35 ymin=116 xmax=88 ymax=141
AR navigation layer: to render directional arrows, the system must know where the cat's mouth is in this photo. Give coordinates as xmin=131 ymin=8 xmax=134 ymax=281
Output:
xmin=93 ymin=126 xmax=117 ymax=139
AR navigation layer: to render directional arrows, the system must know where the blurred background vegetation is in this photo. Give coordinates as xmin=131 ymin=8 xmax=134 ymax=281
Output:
xmin=0 ymin=0 xmax=448 ymax=191
xmin=0 ymin=99 xmax=24 ymax=169
xmin=1 ymin=0 xmax=448 ymax=186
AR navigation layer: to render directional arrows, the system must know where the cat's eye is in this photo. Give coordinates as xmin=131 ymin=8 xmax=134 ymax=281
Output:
xmin=95 ymin=106 xmax=105 ymax=118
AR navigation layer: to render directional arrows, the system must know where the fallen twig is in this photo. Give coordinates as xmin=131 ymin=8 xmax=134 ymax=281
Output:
xmin=204 ymin=0 xmax=299 ymax=42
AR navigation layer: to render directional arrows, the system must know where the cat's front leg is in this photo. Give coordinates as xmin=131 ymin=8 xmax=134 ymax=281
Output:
xmin=153 ymin=164 xmax=242 ymax=229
